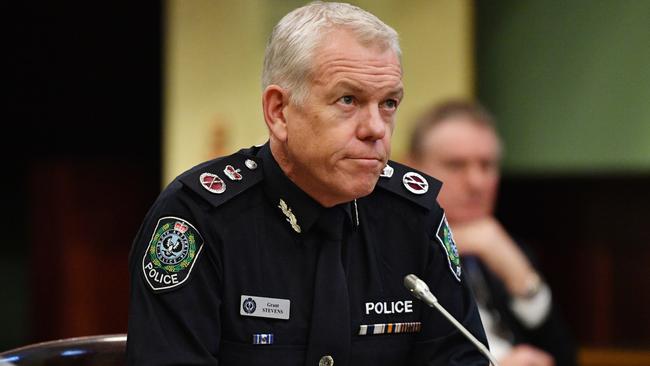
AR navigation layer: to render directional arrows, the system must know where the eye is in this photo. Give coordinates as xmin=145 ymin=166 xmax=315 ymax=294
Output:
xmin=481 ymin=159 xmax=499 ymax=172
xmin=444 ymin=160 xmax=465 ymax=172
xmin=381 ymin=99 xmax=399 ymax=110
xmin=338 ymin=95 xmax=355 ymax=105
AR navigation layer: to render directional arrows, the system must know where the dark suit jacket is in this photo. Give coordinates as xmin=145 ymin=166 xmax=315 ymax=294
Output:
xmin=463 ymin=253 xmax=577 ymax=366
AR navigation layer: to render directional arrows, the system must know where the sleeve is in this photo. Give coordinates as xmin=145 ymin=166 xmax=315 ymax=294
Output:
xmin=488 ymin=269 xmax=577 ymax=365
xmin=487 ymin=241 xmax=578 ymax=366
xmin=126 ymin=182 xmax=223 ymax=366
xmin=520 ymin=305 xmax=578 ymax=366
xmin=409 ymin=207 xmax=490 ymax=366
xmin=509 ymin=281 xmax=552 ymax=328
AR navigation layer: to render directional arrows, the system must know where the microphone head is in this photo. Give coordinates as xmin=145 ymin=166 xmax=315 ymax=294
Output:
xmin=403 ymin=274 xmax=420 ymax=292
xmin=404 ymin=274 xmax=432 ymax=301
xmin=405 ymin=275 xmax=497 ymax=364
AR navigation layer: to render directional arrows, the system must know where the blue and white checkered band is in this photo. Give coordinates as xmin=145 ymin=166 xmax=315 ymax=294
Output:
xmin=358 ymin=322 xmax=422 ymax=336
xmin=252 ymin=333 xmax=274 ymax=345
xmin=242 ymin=297 xmax=256 ymax=314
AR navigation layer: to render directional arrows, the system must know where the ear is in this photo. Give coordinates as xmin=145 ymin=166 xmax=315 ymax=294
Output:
xmin=262 ymin=85 xmax=290 ymax=142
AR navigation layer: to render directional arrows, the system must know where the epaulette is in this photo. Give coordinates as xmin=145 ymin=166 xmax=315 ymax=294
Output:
xmin=375 ymin=160 xmax=442 ymax=211
xmin=178 ymin=147 xmax=264 ymax=208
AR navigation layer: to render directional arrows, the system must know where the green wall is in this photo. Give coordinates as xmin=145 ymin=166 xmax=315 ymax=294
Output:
xmin=477 ymin=0 xmax=650 ymax=175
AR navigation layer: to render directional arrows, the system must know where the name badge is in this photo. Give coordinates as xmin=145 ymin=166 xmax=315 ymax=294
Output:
xmin=240 ymin=295 xmax=290 ymax=320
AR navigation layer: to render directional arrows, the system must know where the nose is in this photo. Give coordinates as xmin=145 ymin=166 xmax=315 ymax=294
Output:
xmin=357 ymin=104 xmax=386 ymax=141
xmin=466 ymin=165 xmax=488 ymax=191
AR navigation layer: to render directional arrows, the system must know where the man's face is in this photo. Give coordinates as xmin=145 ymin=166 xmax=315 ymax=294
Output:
xmin=417 ymin=118 xmax=501 ymax=223
xmin=282 ymin=29 xmax=403 ymax=206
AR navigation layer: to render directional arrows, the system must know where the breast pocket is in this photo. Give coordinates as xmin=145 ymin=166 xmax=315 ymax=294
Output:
xmin=219 ymin=340 xmax=306 ymax=366
xmin=350 ymin=335 xmax=413 ymax=365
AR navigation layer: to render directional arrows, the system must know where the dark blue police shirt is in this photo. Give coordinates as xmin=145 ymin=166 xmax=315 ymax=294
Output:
xmin=127 ymin=143 xmax=488 ymax=365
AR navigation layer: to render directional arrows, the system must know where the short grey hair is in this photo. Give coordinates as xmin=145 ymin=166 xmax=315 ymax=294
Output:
xmin=262 ymin=1 xmax=401 ymax=105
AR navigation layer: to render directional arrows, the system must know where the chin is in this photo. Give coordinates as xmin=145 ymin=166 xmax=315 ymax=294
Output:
xmin=347 ymin=178 xmax=378 ymax=200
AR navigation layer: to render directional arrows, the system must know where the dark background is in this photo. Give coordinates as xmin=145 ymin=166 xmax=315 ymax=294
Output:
xmin=477 ymin=0 xmax=650 ymax=349
xmin=496 ymin=176 xmax=650 ymax=347
xmin=4 ymin=2 xmax=162 ymax=349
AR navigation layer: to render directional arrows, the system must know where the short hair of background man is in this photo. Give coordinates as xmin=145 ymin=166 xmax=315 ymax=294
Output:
xmin=262 ymin=1 xmax=401 ymax=106
xmin=409 ymin=100 xmax=498 ymax=161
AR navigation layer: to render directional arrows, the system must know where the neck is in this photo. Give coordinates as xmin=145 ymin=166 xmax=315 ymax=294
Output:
xmin=269 ymin=139 xmax=343 ymax=208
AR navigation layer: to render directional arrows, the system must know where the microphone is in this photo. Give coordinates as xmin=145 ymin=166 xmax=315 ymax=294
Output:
xmin=404 ymin=274 xmax=500 ymax=366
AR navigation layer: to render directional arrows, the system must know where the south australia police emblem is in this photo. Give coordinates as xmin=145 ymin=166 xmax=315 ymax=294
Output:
xmin=436 ymin=214 xmax=462 ymax=282
xmin=242 ymin=297 xmax=257 ymax=314
xmin=142 ymin=216 xmax=204 ymax=291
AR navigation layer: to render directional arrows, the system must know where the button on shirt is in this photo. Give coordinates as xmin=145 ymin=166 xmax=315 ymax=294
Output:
xmin=127 ymin=143 xmax=488 ymax=366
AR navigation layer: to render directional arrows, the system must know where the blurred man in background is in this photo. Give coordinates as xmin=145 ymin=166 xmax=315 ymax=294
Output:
xmin=408 ymin=100 xmax=577 ymax=366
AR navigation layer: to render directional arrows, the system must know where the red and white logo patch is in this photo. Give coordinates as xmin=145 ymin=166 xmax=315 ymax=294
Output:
xmin=402 ymin=172 xmax=428 ymax=195
xmin=223 ymin=165 xmax=243 ymax=181
xmin=199 ymin=172 xmax=226 ymax=194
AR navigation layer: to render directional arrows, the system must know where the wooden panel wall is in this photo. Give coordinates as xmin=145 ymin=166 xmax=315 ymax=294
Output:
xmin=8 ymin=1 xmax=162 ymax=346
xmin=497 ymin=175 xmax=650 ymax=348
xmin=29 ymin=159 xmax=159 ymax=342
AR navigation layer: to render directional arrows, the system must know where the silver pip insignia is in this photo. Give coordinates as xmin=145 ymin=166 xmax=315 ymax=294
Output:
xmin=245 ymin=159 xmax=258 ymax=170
xmin=402 ymin=172 xmax=428 ymax=195
xmin=199 ymin=172 xmax=226 ymax=194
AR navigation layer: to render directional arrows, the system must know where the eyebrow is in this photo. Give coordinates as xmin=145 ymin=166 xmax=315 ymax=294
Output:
xmin=329 ymin=80 xmax=404 ymax=99
xmin=387 ymin=88 xmax=404 ymax=100
xmin=331 ymin=81 xmax=364 ymax=94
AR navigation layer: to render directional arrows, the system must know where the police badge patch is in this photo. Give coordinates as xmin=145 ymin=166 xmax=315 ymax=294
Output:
xmin=435 ymin=214 xmax=462 ymax=282
xmin=141 ymin=216 xmax=204 ymax=291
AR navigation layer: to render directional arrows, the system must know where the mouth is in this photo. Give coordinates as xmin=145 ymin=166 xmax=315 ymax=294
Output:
xmin=353 ymin=157 xmax=382 ymax=162
xmin=346 ymin=157 xmax=384 ymax=169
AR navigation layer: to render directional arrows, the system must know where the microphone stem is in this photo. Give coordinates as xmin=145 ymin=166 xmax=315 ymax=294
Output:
xmin=429 ymin=300 xmax=499 ymax=366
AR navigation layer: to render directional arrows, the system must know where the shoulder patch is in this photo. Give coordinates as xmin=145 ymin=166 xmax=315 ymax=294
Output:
xmin=142 ymin=216 xmax=204 ymax=291
xmin=376 ymin=160 xmax=442 ymax=211
xmin=178 ymin=149 xmax=264 ymax=208
xmin=435 ymin=214 xmax=462 ymax=282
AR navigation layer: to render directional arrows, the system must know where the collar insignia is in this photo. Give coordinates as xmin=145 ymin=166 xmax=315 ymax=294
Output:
xmin=402 ymin=171 xmax=428 ymax=195
xmin=278 ymin=199 xmax=301 ymax=233
xmin=199 ymin=172 xmax=226 ymax=194
xmin=223 ymin=165 xmax=243 ymax=181
xmin=380 ymin=164 xmax=394 ymax=178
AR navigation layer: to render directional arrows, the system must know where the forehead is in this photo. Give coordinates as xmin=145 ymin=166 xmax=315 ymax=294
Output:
xmin=309 ymin=29 xmax=402 ymax=92
xmin=424 ymin=118 xmax=501 ymax=159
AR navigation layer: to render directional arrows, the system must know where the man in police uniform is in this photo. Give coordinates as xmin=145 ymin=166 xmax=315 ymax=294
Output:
xmin=127 ymin=2 xmax=488 ymax=365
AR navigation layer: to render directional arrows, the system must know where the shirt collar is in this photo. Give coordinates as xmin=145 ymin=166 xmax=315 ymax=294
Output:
xmin=258 ymin=142 xmax=356 ymax=234
xmin=259 ymin=142 xmax=322 ymax=234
